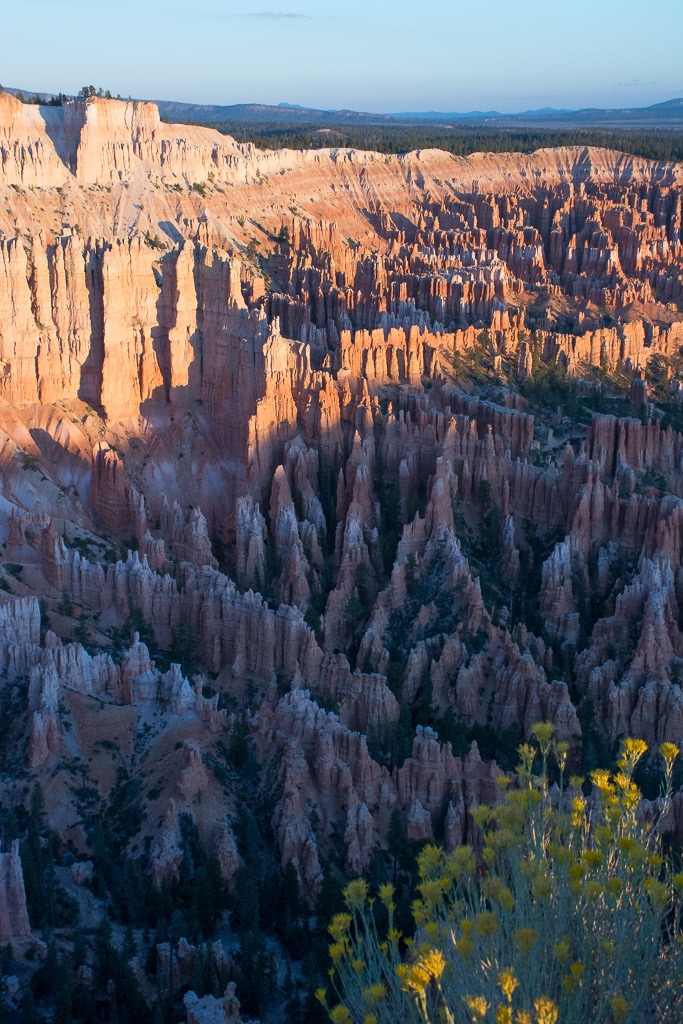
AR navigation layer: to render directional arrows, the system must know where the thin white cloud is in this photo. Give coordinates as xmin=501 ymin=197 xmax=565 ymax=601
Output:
xmin=247 ymin=10 xmax=312 ymax=19
xmin=616 ymin=78 xmax=658 ymax=88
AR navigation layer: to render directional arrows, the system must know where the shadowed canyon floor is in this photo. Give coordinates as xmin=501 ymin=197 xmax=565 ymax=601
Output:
xmin=0 ymin=92 xmax=682 ymax=1023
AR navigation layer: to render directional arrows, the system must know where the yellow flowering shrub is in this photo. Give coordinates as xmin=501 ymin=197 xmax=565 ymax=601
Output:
xmin=324 ymin=734 xmax=683 ymax=1024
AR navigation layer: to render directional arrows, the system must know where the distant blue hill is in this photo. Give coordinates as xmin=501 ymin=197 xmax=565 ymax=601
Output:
xmin=154 ymin=97 xmax=683 ymax=128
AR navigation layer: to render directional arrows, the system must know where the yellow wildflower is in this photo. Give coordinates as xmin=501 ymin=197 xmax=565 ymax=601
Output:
xmin=456 ymin=934 xmax=474 ymax=960
xmin=659 ymin=741 xmax=680 ymax=766
xmin=552 ymin=740 xmax=569 ymax=771
xmin=363 ymin=984 xmax=386 ymax=1005
xmin=497 ymin=1007 xmax=513 ymax=1024
xmin=314 ymin=988 xmax=327 ymax=1007
xmin=344 ymin=878 xmax=368 ymax=911
xmin=548 ymin=843 xmax=569 ymax=865
xmin=534 ymin=996 xmax=559 ymax=1024
xmin=445 ymin=845 xmax=476 ymax=879
xmin=591 ymin=769 xmax=615 ymax=795
xmin=419 ymin=879 xmax=446 ymax=907
xmin=364 ymin=1016 xmax=377 ymax=1024
xmin=417 ymin=844 xmax=442 ymax=881
xmin=515 ymin=1014 xmax=533 ymax=1024
xmin=644 ymin=878 xmax=668 ymax=908
xmin=471 ymin=804 xmax=494 ymax=829
xmin=329 ymin=913 xmax=352 ymax=940
xmin=329 ymin=942 xmax=347 ymax=964
xmin=330 ymin=1007 xmax=352 ymax=1024
xmin=583 ymin=850 xmax=603 ymax=870
xmin=417 ymin=948 xmax=447 ymax=982
xmin=514 ymin=928 xmax=538 ymax=954
xmin=397 ymin=962 xmax=428 ymax=994
xmin=532 ymin=874 xmax=551 ymax=900
xmin=520 ymin=860 xmax=536 ymax=881
xmin=475 ymin=912 xmax=499 ymax=938
xmin=411 ymin=898 xmax=429 ymax=927
xmin=517 ymin=743 xmax=536 ymax=773
xmin=454 ymin=920 xmax=474 ymax=959
xmin=530 ymin=721 xmax=555 ymax=755
xmin=483 ymin=876 xmax=515 ymax=910
xmin=553 ymin=938 xmax=571 ymax=964
xmin=398 ymin=948 xmax=446 ymax=995
xmin=621 ymin=737 xmax=648 ymax=756
xmin=463 ymin=996 xmax=490 ymax=1020
xmin=570 ymin=795 xmax=586 ymax=827
xmin=595 ymin=825 xmax=613 ymax=845
xmin=618 ymin=737 xmax=648 ymax=773
xmin=609 ymin=995 xmax=629 ymax=1024
xmin=498 ymin=968 xmax=519 ymax=1001
xmin=585 ymin=881 xmax=603 ymax=901
xmin=486 ymin=828 xmax=517 ymax=856
xmin=378 ymin=883 xmax=395 ymax=912
xmin=623 ymin=839 xmax=647 ymax=868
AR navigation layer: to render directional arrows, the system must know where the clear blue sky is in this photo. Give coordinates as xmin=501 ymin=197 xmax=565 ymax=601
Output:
xmin=5 ymin=0 xmax=682 ymax=112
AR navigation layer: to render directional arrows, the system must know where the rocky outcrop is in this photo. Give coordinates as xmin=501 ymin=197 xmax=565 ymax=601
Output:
xmin=157 ymin=937 xmax=232 ymax=995
xmin=184 ymin=982 xmax=242 ymax=1024
xmin=0 ymin=596 xmax=42 ymax=680
xmin=256 ymin=689 xmax=504 ymax=889
xmin=0 ymin=841 xmax=32 ymax=942
xmin=150 ymin=801 xmax=185 ymax=887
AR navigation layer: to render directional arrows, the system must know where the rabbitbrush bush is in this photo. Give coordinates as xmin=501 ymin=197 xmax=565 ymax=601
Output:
xmin=320 ymin=729 xmax=683 ymax=1024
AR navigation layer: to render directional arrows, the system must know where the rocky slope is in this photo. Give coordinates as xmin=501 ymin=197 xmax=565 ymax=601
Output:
xmin=0 ymin=92 xmax=682 ymax=1022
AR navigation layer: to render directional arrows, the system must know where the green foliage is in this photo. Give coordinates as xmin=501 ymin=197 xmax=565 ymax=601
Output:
xmin=21 ymin=452 xmax=40 ymax=470
xmin=109 ymin=609 xmax=164 ymax=665
xmin=227 ymin=717 xmax=253 ymax=769
xmin=19 ymin=786 xmax=71 ymax=931
xmin=375 ymin=456 xmax=402 ymax=574
xmin=235 ymin=930 xmax=276 ymax=1017
xmin=78 ymin=85 xmax=113 ymax=99
xmin=207 ymin=122 xmax=683 ymax=163
xmin=169 ymin=621 xmax=198 ymax=676
xmin=143 ymin=231 xmax=166 ymax=250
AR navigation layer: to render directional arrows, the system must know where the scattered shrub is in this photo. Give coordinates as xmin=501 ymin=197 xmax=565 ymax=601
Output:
xmin=323 ymin=731 xmax=682 ymax=1024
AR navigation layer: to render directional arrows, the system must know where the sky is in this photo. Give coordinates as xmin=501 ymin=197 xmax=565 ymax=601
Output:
xmin=4 ymin=0 xmax=682 ymax=113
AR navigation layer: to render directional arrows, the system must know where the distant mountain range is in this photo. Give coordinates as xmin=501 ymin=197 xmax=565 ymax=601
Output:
xmin=6 ymin=87 xmax=683 ymax=129
xmin=154 ymin=97 xmax=683 ymax=129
